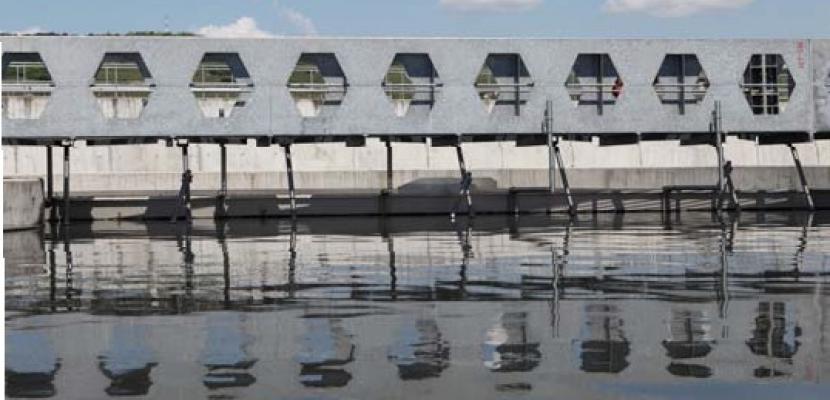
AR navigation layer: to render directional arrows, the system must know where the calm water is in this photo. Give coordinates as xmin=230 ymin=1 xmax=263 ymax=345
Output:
xmin=4 ymin=213 xmax=830 ymax=399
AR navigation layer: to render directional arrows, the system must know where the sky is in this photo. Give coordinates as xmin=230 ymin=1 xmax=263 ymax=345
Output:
xmin=0 ymin=0 xmax=828 ymax=38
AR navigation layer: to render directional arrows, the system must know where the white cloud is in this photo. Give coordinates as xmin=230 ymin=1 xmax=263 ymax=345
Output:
xmin=440 ymin=0 xmax=543 ymax=12
xmin=195 ymin=17 xmax=274 ymax=38
xmin=603 ymin=0 xmax=754 ymax=17
xmin=282 ymin=8 xmax=318 ymax=36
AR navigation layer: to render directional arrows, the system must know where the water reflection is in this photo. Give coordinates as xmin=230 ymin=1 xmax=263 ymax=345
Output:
xmin=3 ymin=213 xmax=830 ymax=398
xmin=576 ymin=304 xmax=630 ymax=374
xmin=297 ymin=319 xmax=355 ymax=388
xmin=747 ymin=302 xmax=802 ymax=378
xmin=5 ymin=331 xmax=60 ymax=398
xmin=482 ymin=312 xmax=541 ymax=372
xmin=200 ymin=313 xmax=258 ymax=390
xmin=663 ymin=310 xmax=715 ymax=378
xmin=387 ymin=318 xmax=450 ymax=380
xmin=98 ymin=324 xmax=157 ymax=396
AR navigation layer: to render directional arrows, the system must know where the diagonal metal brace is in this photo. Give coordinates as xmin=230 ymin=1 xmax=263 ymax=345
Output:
xmin=788 ymin=144 xmax=815 ymax=211
xmin=451 ymin=141 xmax=475 ymax=220
xmin=552 ymin=139 xmax=576 ymax=215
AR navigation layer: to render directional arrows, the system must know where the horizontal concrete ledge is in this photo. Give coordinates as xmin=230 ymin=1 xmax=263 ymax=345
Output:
xmin=3 ymin=178 xmax=44 ymax=230
xmin=48 ymin=188 xmax=829 ymax=221
xmin=35 ymin=166 xmax=830 ymax=194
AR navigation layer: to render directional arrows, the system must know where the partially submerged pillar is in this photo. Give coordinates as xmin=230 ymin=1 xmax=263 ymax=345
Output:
xmin=61 ymin=140 xmax=72 ymax=226
xmin=282 ymin=142 xmax=297 ymax=218
xmin=219 ymin=143 xmax=228 ymax=199
xmin=385 ymin=138 xmax=394 ymax=192
xmin=713 ymin=101 xmax=726 ymax=206
xmin=46 ymin=145 xmax=56 ymax=222
xmin=217 ymin=142 xmax=228 ymax=218
xmin=171 ymin=139 xmax=192 ymax=222
xmin=545 ymin=100 xmax=555 ymax=194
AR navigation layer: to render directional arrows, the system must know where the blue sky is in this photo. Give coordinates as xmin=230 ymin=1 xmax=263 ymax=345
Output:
xmin=1 ymin=0 xmax=828 ymax=38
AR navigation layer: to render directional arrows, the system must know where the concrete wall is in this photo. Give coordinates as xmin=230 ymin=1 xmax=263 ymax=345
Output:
xmin=4 ymin=139 xmax=830 ymax=193
xmin=3 ymin=178 xmax=44 ymax=230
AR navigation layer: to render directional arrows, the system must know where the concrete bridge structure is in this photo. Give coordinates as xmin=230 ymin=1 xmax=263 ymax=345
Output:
xmin=3 ymin=37 xmax=830 ymax=221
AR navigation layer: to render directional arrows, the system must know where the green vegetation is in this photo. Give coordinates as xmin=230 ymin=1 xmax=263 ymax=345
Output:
xmin=288 ymin=61 xmax=326 ymax=103
xmin=475 ymin=65 xmax=498 ymax=101
xmin=2 ymin=61 xmax=52 ymax=83
xmin=384 ymin=63 xmax=414 ymax=101
xmin=192 ymin=61 xmax=234 ymax=84
xmin=288 ymin=62 xmax=325 ymax=85
xmin=125 ymin=31 xmax=195 ymax=36
xmin=95 ymin=63 xmax=145 ymax=84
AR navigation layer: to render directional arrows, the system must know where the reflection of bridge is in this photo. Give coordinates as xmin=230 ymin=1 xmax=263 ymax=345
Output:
xmin=4 ymin=37 xmax=830 ymax=221
xmin=4 ymin=297 xmax=823 ymax=397
xmin=5 ymin=213 xmax=829 ymax=313
xmin=4 ymin=213 xmax=829 ymax=397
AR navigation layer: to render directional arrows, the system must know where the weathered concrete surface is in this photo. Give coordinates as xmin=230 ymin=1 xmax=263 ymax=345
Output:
xmin=2 ymin=37 xmax=824 ymax=139
xmin=2 ymin=229 xmax=44 ymax=274
xmin=4 ymin=138 xmax=830 ymax=192
xmin=3 ymin=178 xmax=44 ymax=230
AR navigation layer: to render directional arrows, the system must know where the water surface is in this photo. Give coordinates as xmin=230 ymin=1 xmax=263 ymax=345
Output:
xmin=5 ymin=213 xmax=830 ymax=399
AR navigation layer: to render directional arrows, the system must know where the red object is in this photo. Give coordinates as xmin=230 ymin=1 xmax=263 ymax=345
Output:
xmin=611 ymin=78 xmax=624 ymax=98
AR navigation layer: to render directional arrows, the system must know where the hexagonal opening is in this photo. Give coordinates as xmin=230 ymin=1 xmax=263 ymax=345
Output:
xmin=474 ymin=54 xmax=533 ymax=116
xmin=565 ymin=54 xmax=623 ymax=115
xmin=653 ymin=54 xmax=709 ymax=115
xmin=91 ymin=53 xmax=155 ymax=119
xmin=287 ymin=53 xmax=347 ymax=118
xmin=190 ymin=53 xmax=253 ymax=118
xmin=741 ymin=54 xmax=795 ymax=115
xmin=2 ymin=52 xmax=54 ymax=119
xmin=382 ymin=54 xmax=441 ymax=117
